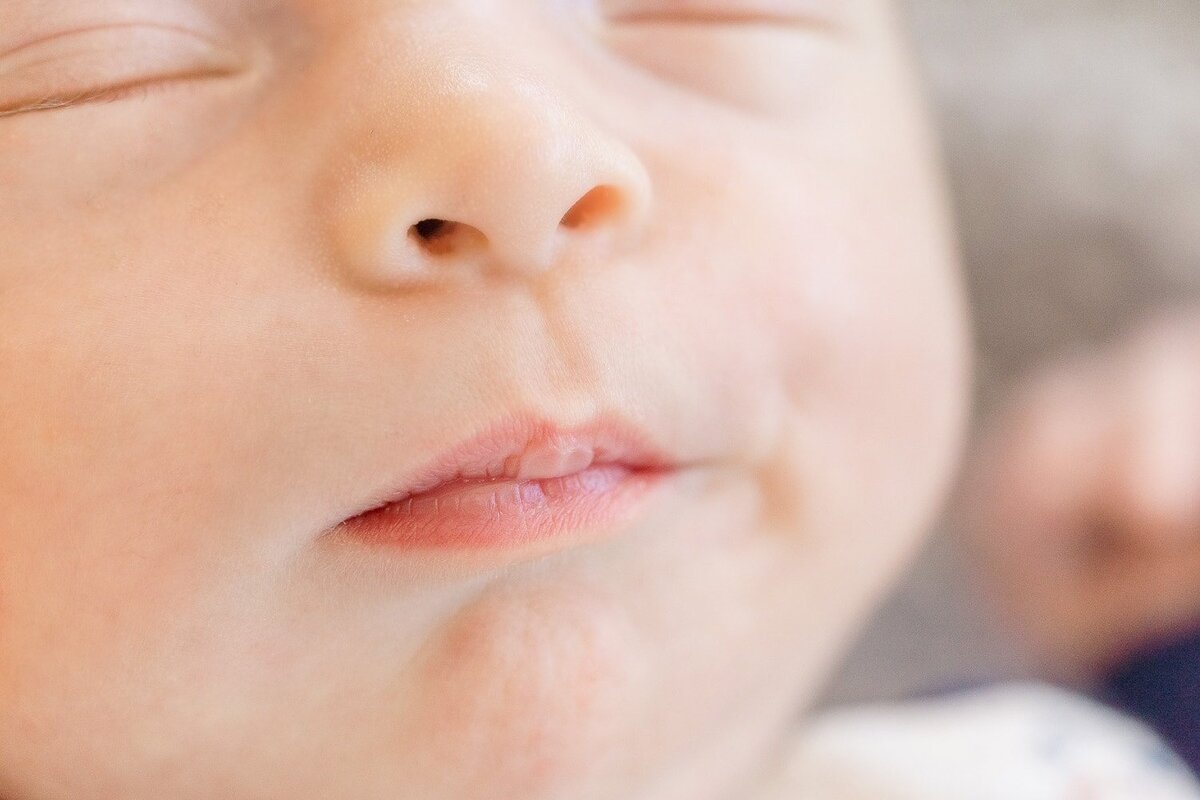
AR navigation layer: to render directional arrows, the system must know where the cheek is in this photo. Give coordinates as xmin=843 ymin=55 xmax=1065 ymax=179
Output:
xmin=658 ymin=118 xmax=968 ymax=618
xmin=754 ymin=140 xmax=967 ymax=535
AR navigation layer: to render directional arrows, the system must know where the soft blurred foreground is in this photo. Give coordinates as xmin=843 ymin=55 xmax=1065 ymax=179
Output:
xmin=824 ymin=0 xmax=1200 ymax=705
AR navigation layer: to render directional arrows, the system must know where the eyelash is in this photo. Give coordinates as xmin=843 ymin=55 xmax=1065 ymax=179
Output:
xmin=86 ymin=80 xmax=182 ymax=105
xmin=607 ymin=11 xmax=833 ymax=30
xmin=0 ymin=74 xmax=208 ymax=118
xmin=600 ymin=0 xmax=839 ymax=31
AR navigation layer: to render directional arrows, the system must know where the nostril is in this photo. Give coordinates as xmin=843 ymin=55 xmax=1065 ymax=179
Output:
xmin=561 ymin=185 xmax=624 ymax=230
xmin=414 ymin=218 xmax=450 ymax=240
xmin=409 ymin=219 xmax=486 ymax=257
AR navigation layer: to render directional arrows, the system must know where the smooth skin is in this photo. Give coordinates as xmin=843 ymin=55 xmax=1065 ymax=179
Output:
xmin=0 ymin=1 xmax=968 ymax=798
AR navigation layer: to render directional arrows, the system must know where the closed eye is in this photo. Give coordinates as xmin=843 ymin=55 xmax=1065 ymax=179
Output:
xmin=601 ymin=0 xmax=843 ymax=31
xmin=598 ymin=0 xmax=845 ymax=115
xmin=0 ymin=24 xmax=246 ymax=119
xmin=0 ymin=69 xmax=237 ymax=118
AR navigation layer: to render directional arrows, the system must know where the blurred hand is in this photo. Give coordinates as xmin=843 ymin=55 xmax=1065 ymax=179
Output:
xmin=963 ymin=309 xmax=1200 ymax=683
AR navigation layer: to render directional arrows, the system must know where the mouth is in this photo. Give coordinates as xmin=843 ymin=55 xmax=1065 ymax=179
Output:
xmin=332 ymin=413 xmax=680 ymax=550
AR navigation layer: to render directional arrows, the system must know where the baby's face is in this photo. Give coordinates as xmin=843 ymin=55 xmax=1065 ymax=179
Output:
xmin=0 ymin=2 xmax=966 ymax=798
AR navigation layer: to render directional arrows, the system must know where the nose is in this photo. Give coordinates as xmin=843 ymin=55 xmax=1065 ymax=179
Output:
xmin=326 ymin=49 xmax=653 ymax=289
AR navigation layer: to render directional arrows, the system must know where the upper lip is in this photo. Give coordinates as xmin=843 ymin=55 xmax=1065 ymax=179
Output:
xmin=350 ymin=411 xmax=677 ymax=514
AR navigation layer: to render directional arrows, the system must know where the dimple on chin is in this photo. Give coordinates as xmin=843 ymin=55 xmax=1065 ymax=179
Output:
xmin=400 ymin=583 xmax=646 ymax=795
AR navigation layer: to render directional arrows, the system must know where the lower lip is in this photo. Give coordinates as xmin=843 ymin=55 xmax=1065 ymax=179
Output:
xmin=335 ymin=463 xmax=673 ymax=550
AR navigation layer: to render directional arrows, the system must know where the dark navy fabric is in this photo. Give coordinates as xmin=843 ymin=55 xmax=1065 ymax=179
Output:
xmin=1103 ymin=628 xmax=1200 ymax=776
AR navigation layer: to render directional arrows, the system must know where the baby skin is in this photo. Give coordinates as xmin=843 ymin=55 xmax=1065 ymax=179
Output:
xmin=0 ymin=1 xmax=967 ymax=798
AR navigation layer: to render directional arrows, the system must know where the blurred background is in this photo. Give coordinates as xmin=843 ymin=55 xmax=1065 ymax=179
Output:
xmin=823 ymin=0 xmax=1200 ymax=704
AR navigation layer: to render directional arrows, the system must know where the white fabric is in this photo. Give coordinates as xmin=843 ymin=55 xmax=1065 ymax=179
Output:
xmin=759 ymin=685 xmax=1200 ymax=800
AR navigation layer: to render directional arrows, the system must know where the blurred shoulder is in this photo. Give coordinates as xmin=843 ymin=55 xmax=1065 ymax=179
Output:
xmin=756 ymin=684 xmax=1199 ymax=800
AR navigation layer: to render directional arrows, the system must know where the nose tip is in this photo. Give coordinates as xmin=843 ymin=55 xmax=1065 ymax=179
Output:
xmin=328 ymin=67 xmax=654 ymax=289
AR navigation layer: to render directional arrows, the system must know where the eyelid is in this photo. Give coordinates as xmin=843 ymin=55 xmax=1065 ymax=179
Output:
xmin=600 ymin=0 xmax=842 ymax=30
xmin=0 ymin=24 xmax=245 ymax=117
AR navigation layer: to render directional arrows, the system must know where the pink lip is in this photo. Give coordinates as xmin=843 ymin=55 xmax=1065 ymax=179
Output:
xmin=334 ymin=414 xmax=677 ymax=550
